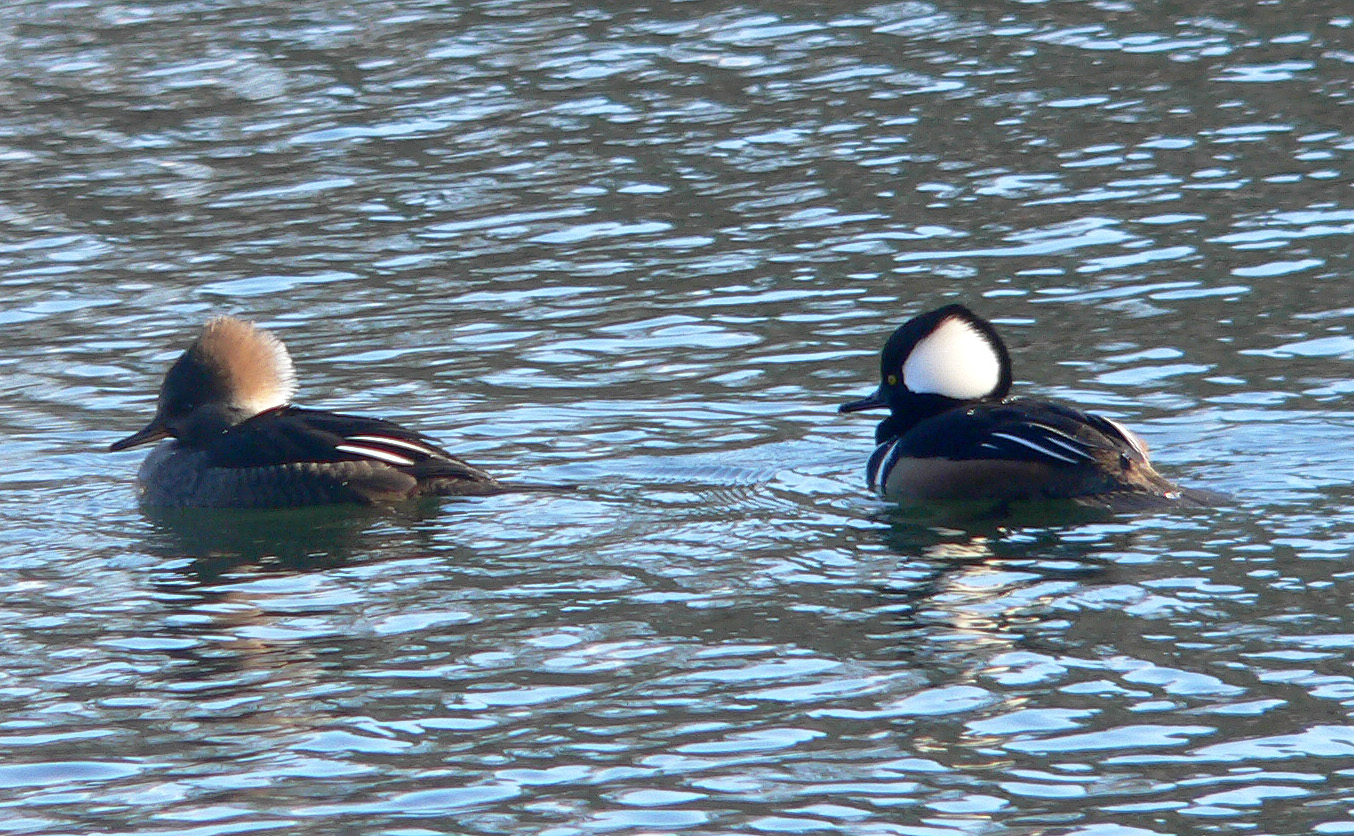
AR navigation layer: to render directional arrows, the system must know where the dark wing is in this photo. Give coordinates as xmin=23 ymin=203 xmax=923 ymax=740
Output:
xmin=899 ymin=399 xmax=1147 ymax=467
xmin=205 ymin=407 xmax=498 ymax=485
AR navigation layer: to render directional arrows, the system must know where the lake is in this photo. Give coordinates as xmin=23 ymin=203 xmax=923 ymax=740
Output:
xmin=5 ymin=1 xmax=1354 ymax=833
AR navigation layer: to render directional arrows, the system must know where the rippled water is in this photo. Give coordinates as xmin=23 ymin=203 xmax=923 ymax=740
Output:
xmin=6 ymin=0 xmax=1354 ymax=833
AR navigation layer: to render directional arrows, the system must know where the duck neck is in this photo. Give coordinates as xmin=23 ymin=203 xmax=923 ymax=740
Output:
xmin=875 ymin=394 xmax=982 ymax=444
xmin=171 ymin=403 xmax=259 ymax=447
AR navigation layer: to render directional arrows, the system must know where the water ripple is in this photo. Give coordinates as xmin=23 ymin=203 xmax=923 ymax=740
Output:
xmin=3 ymin=0 xmax=1353 ymax=832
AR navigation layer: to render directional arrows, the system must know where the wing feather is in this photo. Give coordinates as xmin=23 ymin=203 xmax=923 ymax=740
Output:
xmin=205 ymin=407 xmax=495 ymax=486
xmin=893 ymin=399 xmax=1143 ymax=468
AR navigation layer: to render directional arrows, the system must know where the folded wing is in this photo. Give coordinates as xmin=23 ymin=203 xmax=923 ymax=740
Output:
xmin=206 ymin=406 xmax=499 ymax=489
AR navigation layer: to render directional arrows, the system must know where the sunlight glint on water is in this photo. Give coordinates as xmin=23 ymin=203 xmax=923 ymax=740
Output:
xmin=3 ymin=1 xmax=1354 ymax=833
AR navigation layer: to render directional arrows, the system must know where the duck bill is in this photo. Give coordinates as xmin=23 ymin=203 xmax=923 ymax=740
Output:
xmin=109 ymin=419 xmax=171 ymax=452
xmin=838 ymin=387 xmax=888 ymax=414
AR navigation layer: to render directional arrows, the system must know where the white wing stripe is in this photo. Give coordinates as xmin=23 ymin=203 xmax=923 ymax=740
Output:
xmin=868 ymin=438 xmax=902 ymax=493
xmin=1036 ymin=434 xmax=1096 ymax=461
xmin=334 ymin=444 xmax=417 ymax=467
xmin=347 ymin=434 xmax=440 ymax=456
xmin=988 ymin=432 xmax=1081 ymax=465
xmin=1026 ymin=422 xmax=1079 ymax=439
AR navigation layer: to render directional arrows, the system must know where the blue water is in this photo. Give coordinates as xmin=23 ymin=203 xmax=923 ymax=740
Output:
xmin=4 ymin=1 xmax=1354 ymax=833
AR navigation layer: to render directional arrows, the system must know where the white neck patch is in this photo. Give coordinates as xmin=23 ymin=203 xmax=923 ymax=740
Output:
xmin=901 ymin=315 xmax=1002 ymax=400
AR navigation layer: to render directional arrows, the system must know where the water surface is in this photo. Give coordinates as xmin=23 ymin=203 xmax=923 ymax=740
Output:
xmin=4 ymin=1 xmax=1354 ymax=833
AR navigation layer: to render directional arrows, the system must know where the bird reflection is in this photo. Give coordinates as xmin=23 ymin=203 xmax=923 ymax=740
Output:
xmin=139 ymin=501 xmax=443 ymax=583
xmin=870 ymin=510 xmax=1130 ymax=660
xmin=134 ymin=501 xmax=469 ymax=716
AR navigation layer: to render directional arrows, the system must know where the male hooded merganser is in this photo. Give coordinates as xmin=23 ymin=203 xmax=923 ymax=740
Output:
xmin=839 ymin=304 xmax=1194 ymax=507
xmin=109 ymin=316 xmax=505 ymax=507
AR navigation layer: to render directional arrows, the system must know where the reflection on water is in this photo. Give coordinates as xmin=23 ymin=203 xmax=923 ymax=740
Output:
xmin=141 ymin=504 xmax=391 ymax=580
xmin=4 ymin=0 xmax=1354 ymax=832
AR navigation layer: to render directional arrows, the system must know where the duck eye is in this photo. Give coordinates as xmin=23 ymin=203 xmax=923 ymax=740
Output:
xmin=886 ymin=374 xmax=899 ymax=386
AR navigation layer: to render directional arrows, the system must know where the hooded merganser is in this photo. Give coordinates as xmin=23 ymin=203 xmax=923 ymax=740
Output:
xmin=109 ymin=316 xmax=505 ymax=507
xmin=839 ymin=304 xmax=1194 ymax=506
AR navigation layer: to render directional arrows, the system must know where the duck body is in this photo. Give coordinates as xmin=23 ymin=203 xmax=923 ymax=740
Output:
xmin=133 ymin=406 xmax=502 ymax=508
xmin=112 ymin=317 xmax=503 ymax=508
xmin=841 ymin=304 xmax=1193 ymax=507
xmin=865 ymin=397 xmax=1181 ymax=504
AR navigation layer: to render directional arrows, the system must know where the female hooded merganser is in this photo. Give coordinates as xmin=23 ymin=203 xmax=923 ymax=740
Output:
xmin=109 ymin=316 xmax=504 ymax=507
xmin=839 ymin=304 xmax=1193 ymax=507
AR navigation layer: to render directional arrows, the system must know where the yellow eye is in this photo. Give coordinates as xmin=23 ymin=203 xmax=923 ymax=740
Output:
xmin=886 ymin=374 xmax=899 ymax=386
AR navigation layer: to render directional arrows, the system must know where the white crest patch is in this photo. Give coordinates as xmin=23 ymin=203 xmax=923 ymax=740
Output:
xmin=901 ymin=315 xmax=1002 ymax=400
